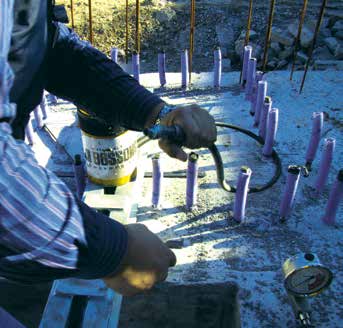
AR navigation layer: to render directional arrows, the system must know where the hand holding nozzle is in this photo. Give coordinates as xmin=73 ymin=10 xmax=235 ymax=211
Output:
xmin=144 ymin=105 xmax=217 ymax=162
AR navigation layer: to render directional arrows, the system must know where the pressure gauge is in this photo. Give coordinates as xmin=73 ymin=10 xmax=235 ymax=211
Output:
xmin=283 ymin=253 xmax=333 ymax=297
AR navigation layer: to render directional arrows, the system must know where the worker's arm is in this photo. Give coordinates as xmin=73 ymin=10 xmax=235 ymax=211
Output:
xmin=45 ymin=23 xmax=164 ymax=131
xmin=0 ymin=124 xmax=175 ymax=290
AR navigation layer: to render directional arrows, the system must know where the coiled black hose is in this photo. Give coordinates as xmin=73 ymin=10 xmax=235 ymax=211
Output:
xmin=142 ymin=122 xmax=282 ymax=193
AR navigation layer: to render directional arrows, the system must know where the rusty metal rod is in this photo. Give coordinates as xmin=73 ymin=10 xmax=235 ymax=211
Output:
xmin=239 ymin=0 xmax=254 ymax=84
xmin=290 ymin=0 xmax=308 ymax=81
xmin=70 ymin=0 xmax=75 ymax=29
xmin=125 ymin=0 xmax=129 ymax=63
xmin=88 ymin=0 xmax=93 ymax=43
xmin=299 ymin=0 xmax=328 ymax=94
xmin=135 ymin=0 xmax=141 ymax=54
xmin=262 ymin=0 xmax=276 ymax=72
xmin=189 ymin=0 xmax=196 ymax=83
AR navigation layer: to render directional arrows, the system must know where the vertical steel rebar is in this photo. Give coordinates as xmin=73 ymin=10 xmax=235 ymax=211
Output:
xmin=189 ymin=0 xmax=196 ymax=83
xmin=125 ymin=0 xmax=129 ymax=63
xmin=290 ymin=0 xmax=308 ymax=81
xmin=88 ymin=0 xmax=93 ymax=43
xmin=70 ymin=0 xmax=75 ymax=29
xmin=239 ymin=0 xmax=254 ymax=84
xmin=299 ymin=0 xmax=328 ymax=94
xmin=135 ymin=0 xmax=141 ymax=54
xmin=262 ymin=0 xmax=276 ymax=72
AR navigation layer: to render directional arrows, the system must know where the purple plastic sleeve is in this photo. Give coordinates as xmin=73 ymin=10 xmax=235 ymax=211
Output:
xmin=245 ymin=58 xmax=257 ymax=101
xmin=152 ymin=156 xmax=163 ymax=208
xmin=40 ymin=95 xmax=48 ymax=120
xmin=254 ymin=81 xmax=268 ymax=126
xmin=233 ymin=167 xmax=252 ymax=222
xmin=242 ymin=45 xmax=252 ymax=85
xmin=250 ymin=71 xmax=264 ymax=115
xmin=214 ymin=48 xmax=222 ymax=89
xmin=186 ymin=153 xmax=199 ymax=209
xmin=279 ymin=167 xmax=301 ymax=220
xmin=305 ymin=112 xmax=324 ymax=164
xmin=25 ymin=120 xmax=34 ymax=146
xmin=314 ymin=138 xmax=336 ymax=193
xmin=132 ymin=53 xmax=140 ymax=83
xmin=158 ymin=52 xmax=167 ymax=87
xmin=74 ymin=159 xmax=86 ymax=199
xmin=322 ymin=171 xmax=343 ymax=225
xmin=111 ymin=47 xmax=119 ymax=63
xmin=259 ymin=97 xmax=272 ymax=141
xmin=33 ymin=107 xmax=43 ymax=130
xmin=181 ymin=49 xmax=189 ymax=88
xmin=262 ymin=108 xmax=279 ymax=157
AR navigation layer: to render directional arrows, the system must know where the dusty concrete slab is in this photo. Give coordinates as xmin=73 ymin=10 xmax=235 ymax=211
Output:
xmin=30 ymin=70 xmax=343 ymax=327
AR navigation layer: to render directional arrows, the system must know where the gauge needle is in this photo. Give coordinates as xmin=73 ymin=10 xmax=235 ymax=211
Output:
xmin=294 ymin=275 xmax=315 ymax=288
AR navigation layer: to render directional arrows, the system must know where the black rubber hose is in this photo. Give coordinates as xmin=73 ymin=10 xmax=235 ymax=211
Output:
xmin=140 ymin=122 xmax=282 ymax=193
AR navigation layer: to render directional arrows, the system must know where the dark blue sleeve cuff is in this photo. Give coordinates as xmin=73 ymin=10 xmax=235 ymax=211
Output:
xmin=75 ymin=200 xmax=128 ymax=279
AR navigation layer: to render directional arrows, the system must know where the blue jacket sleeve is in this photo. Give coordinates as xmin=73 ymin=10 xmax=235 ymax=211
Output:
xmin=45 ymin=23 xmax=163 ymax=131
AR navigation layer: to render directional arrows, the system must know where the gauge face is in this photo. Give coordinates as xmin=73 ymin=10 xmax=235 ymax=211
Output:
xmin=285 ymin=266 xmax=332 ymax=296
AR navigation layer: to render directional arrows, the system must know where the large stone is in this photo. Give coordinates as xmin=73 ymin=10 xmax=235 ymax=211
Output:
xmin=270 ymin=42 xmax=281 ymax=53
xmin=278 ymin=47 xmax=293 ymax=60
xmin=325 ymin=37 xmax=343 ymax=58
xmin=287 ymin=21 xmax=315 ymax=48
xmin=297 ymin=51 xmax=309 ymax=64
xmin=271 ymin=27 xmax=294 ymax=46
xmin=238 ymin=29 xmax=258 ymax=41
xmin=277 ymin=60 xmax=289 ymax=69
xmin=222 ymin=58 xmax=232 ymax=70
xmin=335 ymin=30 xmax=343 ymax=40
xmin=313 ymin=46 xmax=335 ymax=60
xmin=332 ymin=20 xmax=343 ymax=34
xmin=216 ymin=24 xmax=235 ymax=57
xmin=155 ymin=7 xmax=176 ymax=23
xmin=314 ymin=60 xmax=343 ymax=70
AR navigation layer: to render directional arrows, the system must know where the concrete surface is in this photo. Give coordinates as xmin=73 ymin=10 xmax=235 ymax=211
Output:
xmin=21 ymin=70 xmax=343 ymax=327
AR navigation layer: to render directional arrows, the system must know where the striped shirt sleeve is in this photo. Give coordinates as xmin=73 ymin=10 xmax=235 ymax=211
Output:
xmin=0 ymin=122 xmax=128 ymax=283
xmin=0 ymin=0 xmax=128 ymax=284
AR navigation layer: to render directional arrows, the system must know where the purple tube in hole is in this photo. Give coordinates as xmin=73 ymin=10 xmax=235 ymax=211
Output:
xmin=33 ymin=107 xmax=43 ymax=130
xmin=259 ymin=96 xmax=272 ymax=141
xmin=314 ymin=138 xmax=336 ymax=193
xmin=25 ymin=120 xmax=34 ymax=146
xmin=254 ymin=81 xmax=268 ymax=126
xmin=213 ymin=47 xmax=222 ymax=89
xmin=233 ymin=166 xmax=252 ymax=223
xmin=279 ymin=166 xmax=301 ymax=222
xmin=181 ymin=49 xmax=189 ymax=88
xmin=111 ymin=47 xmax=119 ymax=63
xmin=186 ymin=152 xmax=199 ymax=210
xmin=132 ymin=52 xmax=140 ymax=82
xmin=74 ymin=154 xmax=86 ymax=199
xmin=262 ymin=108 xmax=279 ymax=157
xmin=152 ymin=154 xmax=163 ymax=208
xmin=305 ymin=112 xmax=324 ymax=171
xmin=245 ymin=58 xmax=257 ymax=101
xmin=322 ymin=170 xmax=343 ymax=226
xmin=40 ymin=95 xmax=48 ymax=120
xmin=242 ymin=45 xmax=252 ymax=86
xmin=250 ymin=71 xmax=264 ymax=115
xmin=158 ymin=51 xmax=167 ymax=87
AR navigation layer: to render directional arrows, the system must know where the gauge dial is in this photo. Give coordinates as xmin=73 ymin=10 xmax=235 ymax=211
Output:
xmin=285 ymin=266 xmax=332 ymax=296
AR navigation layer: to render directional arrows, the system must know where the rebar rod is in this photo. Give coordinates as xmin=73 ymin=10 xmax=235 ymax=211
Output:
xmin=290 ymin=0 xmax=308 ymax=81
xmin=239 ymin=0 xmax=254 ymax=84
xmin=299 ymin=0 xmax=328 ymax=94
xmin=135 ymin=0 xmax=141 ymax=54
xmin=88 ymin=0 xmax=93 ymax=43
xmin=125 ymin=0 xmax=129 ymax=63
xmin=189 ymin=0 xmax=196 ymax=83
xmin=262 ymin=0 xmax=276 ymax=72
xmin=70 ymin=0 xmax=75 ymax=29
